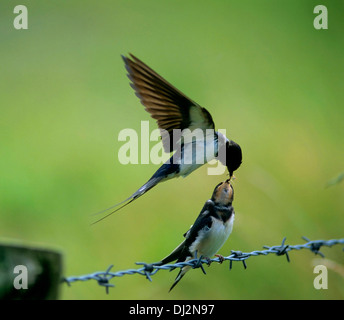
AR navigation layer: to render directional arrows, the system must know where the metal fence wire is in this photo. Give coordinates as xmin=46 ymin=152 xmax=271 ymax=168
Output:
xmin=63 ymin=237 xmax=344 ymax=293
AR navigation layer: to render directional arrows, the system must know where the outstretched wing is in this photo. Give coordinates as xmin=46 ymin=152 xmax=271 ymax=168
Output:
xmin=122 ymin=54 xmax=215 ymax=152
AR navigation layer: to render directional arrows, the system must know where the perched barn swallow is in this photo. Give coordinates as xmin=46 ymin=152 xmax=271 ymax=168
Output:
xmin=153 ymin=179 xmax=235 ymax=291
xmin=93 ymin=54 xmax=241 ymax=223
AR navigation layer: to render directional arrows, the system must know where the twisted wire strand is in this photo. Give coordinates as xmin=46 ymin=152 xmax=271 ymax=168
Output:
xmin=62 ymin=237 xmax=344 ymax=293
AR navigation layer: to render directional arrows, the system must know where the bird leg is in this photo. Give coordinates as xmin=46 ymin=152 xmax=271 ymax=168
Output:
xmin=215 ymin=254 xmax=225 ymax=264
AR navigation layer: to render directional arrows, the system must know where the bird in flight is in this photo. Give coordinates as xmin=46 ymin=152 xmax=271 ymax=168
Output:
xmin=93 ymin=54 xmax=242 ymax=223
xmin=153 ymin=179 xmax=235 ymax=291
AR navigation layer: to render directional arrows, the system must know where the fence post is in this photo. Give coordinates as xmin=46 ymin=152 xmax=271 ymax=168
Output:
xmin=0 ymin=242 xmax=63 ymax=300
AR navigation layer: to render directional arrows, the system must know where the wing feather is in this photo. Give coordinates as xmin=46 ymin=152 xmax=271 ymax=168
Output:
xmin=122 ymin=54 xmax=215 ymax=152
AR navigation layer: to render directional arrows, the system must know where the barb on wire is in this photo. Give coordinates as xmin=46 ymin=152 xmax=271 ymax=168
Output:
xmin=62 ymin=237 xmax=344 ymax=293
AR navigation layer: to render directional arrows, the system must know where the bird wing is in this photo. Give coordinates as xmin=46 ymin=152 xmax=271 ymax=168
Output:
xmin=183 ymin=208 xmax=213 ymax=250
xmin=122 ymin=54 xmax=215 ymax=152
xmin=160 ymin=206 xmax=213 ymax=265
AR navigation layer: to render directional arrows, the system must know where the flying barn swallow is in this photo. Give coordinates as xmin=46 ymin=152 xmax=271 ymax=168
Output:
xmin=93 ymin=55 xmax=241 ymax=223
xmin=153 ymin=179 xmax=235 ymax=291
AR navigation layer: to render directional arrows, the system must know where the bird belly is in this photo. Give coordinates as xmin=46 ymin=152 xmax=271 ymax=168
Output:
xmin=178 ymin=138 xmax=218 ymax=177
xmin=190 ymin=214 xmax=234 ymax=258
xmin=178 ymin=163 xmax=203 ymax=177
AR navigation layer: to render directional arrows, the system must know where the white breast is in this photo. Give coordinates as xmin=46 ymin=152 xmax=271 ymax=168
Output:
xmin=178 ymin=132 xmax=218 ymax=177
xmin=190 ymin=214 xmax=235 ymax=258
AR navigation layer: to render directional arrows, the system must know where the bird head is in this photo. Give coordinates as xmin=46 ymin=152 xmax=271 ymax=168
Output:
xmin=225 ymin=140 xmax=242 ymax=177
xmin=211 ymin=179 xmax=234 ymax=206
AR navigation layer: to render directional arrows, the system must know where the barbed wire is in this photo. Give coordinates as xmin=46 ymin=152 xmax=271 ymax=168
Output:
xmin=62 ymin=237 xmax=344 ymax=293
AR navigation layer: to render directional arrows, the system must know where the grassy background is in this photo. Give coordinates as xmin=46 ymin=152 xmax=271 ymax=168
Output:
xmin=1 ymin=0 xmax=343 ymax=299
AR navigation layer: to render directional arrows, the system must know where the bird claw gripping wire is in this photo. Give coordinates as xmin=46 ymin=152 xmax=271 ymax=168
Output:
xmin=229 ymin=251 xmax=248 ymax=270
xmin=263 ymin=237 xmax=290 ymax=262
xmin=302 ymin=236 xmax=325 ymax=258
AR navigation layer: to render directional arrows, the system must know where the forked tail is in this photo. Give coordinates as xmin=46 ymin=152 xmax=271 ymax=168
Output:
xmin=91 ymin=175 xmax=164 ymax=224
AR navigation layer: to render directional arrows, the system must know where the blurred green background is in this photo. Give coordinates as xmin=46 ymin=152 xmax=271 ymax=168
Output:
xmin=1 ymin=0 xmax=343 ymax=299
